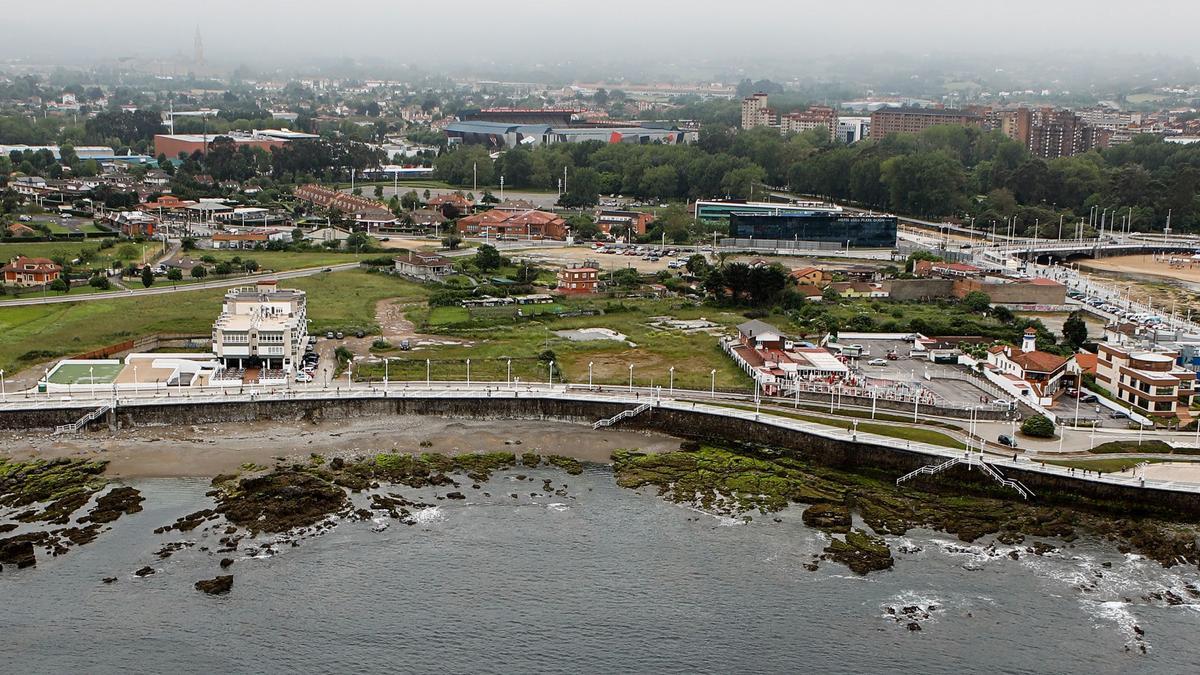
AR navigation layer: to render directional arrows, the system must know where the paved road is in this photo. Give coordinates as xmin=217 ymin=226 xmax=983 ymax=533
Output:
xmin=0 ymin=263 xmax=361 ymax=307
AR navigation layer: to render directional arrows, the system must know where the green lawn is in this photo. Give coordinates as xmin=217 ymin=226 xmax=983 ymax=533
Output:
xmin=0 ymin=270 xmax=428 ymax=375
xmin=1044 ymin=457 xmax=1181 ymax=473
xmin=0 ymin=241 xmax=148 ymax=269
xmin=48 ymin=362 xmax=124 ymax=385
xmin=198 ymin=249 xmax=374 ymax=272
xmin=718 ymin=403 xmax=967 ymax=450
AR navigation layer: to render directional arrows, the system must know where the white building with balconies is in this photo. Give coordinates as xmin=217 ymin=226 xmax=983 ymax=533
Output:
xmin=211 ymin=281 xmax=307 ymax=372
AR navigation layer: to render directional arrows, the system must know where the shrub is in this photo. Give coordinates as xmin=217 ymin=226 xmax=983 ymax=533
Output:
xmin=1021 ymin=414 xmax=1055 ymax=438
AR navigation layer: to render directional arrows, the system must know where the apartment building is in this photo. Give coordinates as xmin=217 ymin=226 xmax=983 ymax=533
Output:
xmin=781 ymin=106 xmax=837 ymax=140
xmin=741 ymin=93 xmax=774 ymax=130
xmin=1096 ymin=344 xmax=1196 ymax=422
xmin=869 ymin=107 xmax=983 ymax=140
xmin=211 ymin=281 xmax=308 ymax=372
xmin=993 ymin=107 xmax=1101 ymax=158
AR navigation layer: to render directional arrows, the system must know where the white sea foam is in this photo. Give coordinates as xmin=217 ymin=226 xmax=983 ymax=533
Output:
xmin=413 ymin=506 xmax=444 ymax=525
xmin=547 ymin=503 xmax=570 ymax=512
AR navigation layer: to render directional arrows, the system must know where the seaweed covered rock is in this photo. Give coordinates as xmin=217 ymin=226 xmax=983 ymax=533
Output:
xmin=195 ymin=575 xmax=233 ymax=595
xmin=611 ymin=447 xmax=845 ymax=515
xmin=215 ymin=470 xmax=348 ymax=533
xmin=81 ymin=487 xmax=144 ymax=524
xmin=802 ymin=503 xmax=852 ymax=533
xmin=823 ymin=529 xmax=895 ymax=575
xmin=0 ymin=458 xmax=109 ymax=519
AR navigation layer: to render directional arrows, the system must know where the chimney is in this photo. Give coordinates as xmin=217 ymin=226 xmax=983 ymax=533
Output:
xmin=1022 ymin=328 xmax=1037 ymax=353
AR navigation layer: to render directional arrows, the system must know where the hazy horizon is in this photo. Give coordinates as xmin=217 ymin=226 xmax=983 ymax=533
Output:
xmin=5 ymin=0 xmax=1200 ymax=78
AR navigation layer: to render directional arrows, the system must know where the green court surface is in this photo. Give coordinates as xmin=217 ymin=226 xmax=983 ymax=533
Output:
xmin=47 ymin=362 xmax=124 ymax=385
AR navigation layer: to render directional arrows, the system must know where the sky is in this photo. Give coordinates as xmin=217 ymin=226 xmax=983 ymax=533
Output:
xmin=4 ymin=0 xmax=1200 ymax=73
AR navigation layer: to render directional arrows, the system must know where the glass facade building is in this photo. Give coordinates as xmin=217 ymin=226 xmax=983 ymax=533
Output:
xmin=728 ymin=213 xmax=898 ymax=248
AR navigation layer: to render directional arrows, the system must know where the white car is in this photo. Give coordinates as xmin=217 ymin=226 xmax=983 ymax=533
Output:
xmin=866 ymin=358 xmax=888 ymax=366
xmin=295 ymin=372 xmax=313 ymax=383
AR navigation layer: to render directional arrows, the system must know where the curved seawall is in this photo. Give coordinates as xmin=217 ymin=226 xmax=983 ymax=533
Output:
xmin=5 ymin=391 xmax=1200 ymax=517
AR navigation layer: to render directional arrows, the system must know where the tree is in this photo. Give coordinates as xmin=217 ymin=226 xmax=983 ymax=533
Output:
xmin=214 ymin=261 xmax=234 ymax=276
xmin=181 ymin=237 xmax=196 ymax=251
xmin=88 ymin=275 xmax=109 ymax=290
xmin=685 ymin=254 xmax=710 ymax=276
xmin=373 ymin=185 xmax=384 ymax=199
xmin=1062 ymin=310 xmax=1088 ymax=348
xmin=474 ymin=244 xmax=501 ymax=272
xmin=166 ymin=268 xmax=183 ymax=281
xmin=1021 ymin=414 xmax=1055 ymax=438
xmin=291 ymin=228 xmax=304 ymax=244
xmin=141 ymin=265 xmax=154 ymax=288
xmin=961 ymin=290 xmax=991 ymax=313
xmin=243 ymin=259 xmax=259 ymax=273
xmin=442 ymin=233 xmax=463 ymax=251
xmin=191 ymin=265 xmax=208 ymax=279
xmin=822 ymin=286 xmax=840 ymax=302
xmin=346 ymin=231 xmax=371 ymax=252
xmin=49 ymin=277 xmax=69 ymax=293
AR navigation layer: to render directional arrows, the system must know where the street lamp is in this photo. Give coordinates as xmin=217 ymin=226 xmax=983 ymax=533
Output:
xmin=710 ymin=369 xmax=716 ymax=399
xmin=0 ymin=369 xmax=5 ymax=402
xmin=90 ymin=365 xmax=95 ymax=399
xmin=466 ymin=358 xmax=471 ymax=387
xmin=133 ymin=366 xmax=138 ymax=395
xmin=669 ymin=366 xmax=674 ymax=396
xmin=588 ymin=361 xmax=594 ymax=387
xmin=384 ymin=358 xmax=389 ymax=390
xmin=426 ymin=358 xmax=431 ymax=388
xmin=628 ymin=363 xmax=634 ymax=392
xmin=347 ymin=361 xmax=352 ymax=390
xmin=548 ymin=360 xmax=554 ymax=387
xmin=507 ymin=358 xmax=512 ymax=385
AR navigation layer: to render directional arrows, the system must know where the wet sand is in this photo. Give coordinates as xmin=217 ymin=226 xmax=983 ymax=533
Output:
xmin=1 ymin=416 xmax=682 ymax=478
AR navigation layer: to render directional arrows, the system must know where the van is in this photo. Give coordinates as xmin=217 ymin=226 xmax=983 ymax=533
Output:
xmin=998 ymin=434 xmax=1018 ymax=448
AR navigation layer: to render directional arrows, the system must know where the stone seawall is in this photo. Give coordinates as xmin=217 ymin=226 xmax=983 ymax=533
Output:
xmin=5 ymin=395 xmax=1200 ymax=516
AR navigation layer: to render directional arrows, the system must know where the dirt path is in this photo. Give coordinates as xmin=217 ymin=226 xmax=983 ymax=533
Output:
xmin=1 ymin=416 xmax=681 ymax=478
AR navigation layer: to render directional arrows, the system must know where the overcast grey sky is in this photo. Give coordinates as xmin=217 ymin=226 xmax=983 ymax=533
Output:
xmin=5 ymin=0 xmax=1200 ymax=70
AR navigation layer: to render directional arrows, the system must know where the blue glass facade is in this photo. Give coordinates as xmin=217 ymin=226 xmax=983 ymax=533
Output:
xmin=728 ymin=213 xmax=898 ymax=248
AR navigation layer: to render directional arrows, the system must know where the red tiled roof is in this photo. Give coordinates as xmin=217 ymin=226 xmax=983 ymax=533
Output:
xmin=1011 ymin=350 xmax=1068 ymax=373
xmin=1075 ymin=353 xmax=1098 ymax=374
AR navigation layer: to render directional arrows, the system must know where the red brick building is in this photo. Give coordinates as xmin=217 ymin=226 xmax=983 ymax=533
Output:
xmin=2 ymin=256 xmax=62 ymax=287
xmin=458 ymin=208 xmax=568 ymax=240
xmin=556 ymin=266 xmax=599 ymax=294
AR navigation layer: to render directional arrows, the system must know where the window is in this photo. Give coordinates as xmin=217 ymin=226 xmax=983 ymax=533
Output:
xmin=1156 ymin=386 xmax=1176 ymax=396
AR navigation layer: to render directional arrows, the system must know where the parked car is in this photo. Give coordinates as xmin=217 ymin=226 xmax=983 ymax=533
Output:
xmin=867 ymin=358 xmax=888 ymax=366
xmin=325 ymin=331 xmax=334 ymax=339
xmin=295 ymin=372 xmax=313 ymax=383
xmin=355 ymin=330 xmax=365 ymax=339
xmin=335 ymin=331 xmax=344 ymax=340
xmin=399 ymin=339 xmax=411 ymax=351
xmin=998 ymin=434 xmax=1018 ymax=448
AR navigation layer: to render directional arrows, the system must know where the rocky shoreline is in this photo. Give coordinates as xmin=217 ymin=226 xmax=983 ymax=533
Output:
xmin=4 ymin=442 xmax=1200 ymax=586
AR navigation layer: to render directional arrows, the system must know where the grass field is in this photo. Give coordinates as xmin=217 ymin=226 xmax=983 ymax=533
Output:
xmin=375 ymin=297 xmax=785 ymax=390
xmin=0 ymin=270 xmax=428 ymax=375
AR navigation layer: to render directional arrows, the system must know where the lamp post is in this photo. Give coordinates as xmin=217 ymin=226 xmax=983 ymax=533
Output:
xmin=669 ymin=366 xmax=674 ymax=396
xmin=507 ymin=359 xmax=512 ymax=386
xmin=710 ymin=369 xmax=716 ymax=399
xmin=426 ymin=358 xmax=431 ymax=388
xmin=466 ymin=358 xmax=471 ymax=387
xmin=588 ymin=361 xmax=593 ymax=387
xmin=628 ymin=364 xmax=634 ymax=392
xmin=548 ymin=360 xmax=554 ymax=387
xmin=133 ymin=366 xmax=138 ymax=395
xmin=89 ymin=365 xmax=95 ymax=399
xmin=384 ymin=358 xmax=389 ymax=391
xmin=0 ymin=369 xmax=5 ymax=402
xmin=347 ymin=361 xmax=352 ymax=390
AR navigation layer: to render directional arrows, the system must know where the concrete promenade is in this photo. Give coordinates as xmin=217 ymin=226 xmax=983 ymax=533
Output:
xmin=3 ymin=380 xmax=1197 ymax=499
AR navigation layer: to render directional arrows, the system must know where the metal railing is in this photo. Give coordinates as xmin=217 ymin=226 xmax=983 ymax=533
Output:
xmin=53 ymin=403 xmax=112 ymax=436
xmin=593 ymin=402 xmax=652 ymax=429
xmin=896 ymin=453 xmax=1034 ymax=499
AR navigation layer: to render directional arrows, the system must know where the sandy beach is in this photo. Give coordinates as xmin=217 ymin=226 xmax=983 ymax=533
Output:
xmin=1 ymin=416 xmax=682 ymax=478
xmin=1079 ymin=253 xmax=1200 ymax=285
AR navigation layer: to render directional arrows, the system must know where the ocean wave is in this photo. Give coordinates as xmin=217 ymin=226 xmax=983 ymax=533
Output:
xmin=546 ymin=503 xmax=570 ymax=512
